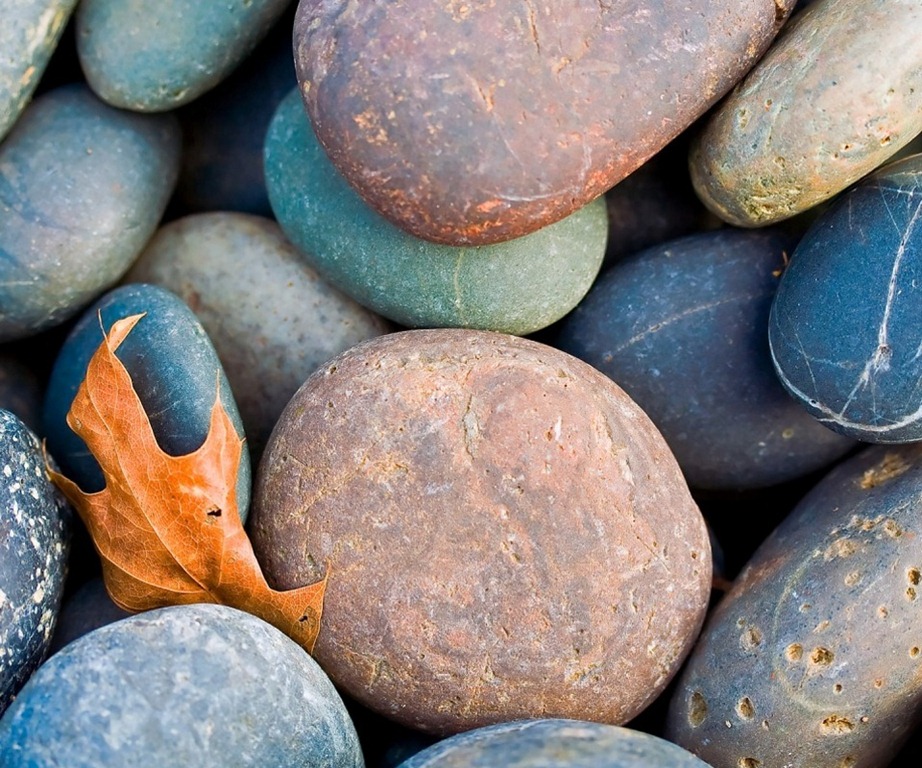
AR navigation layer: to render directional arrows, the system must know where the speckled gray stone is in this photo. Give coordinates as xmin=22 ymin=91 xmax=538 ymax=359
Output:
xmin=0 ymin=604 xmax=365 ymax=767
xmin=398 ymin=719 xmax=710 ymax=767
xmin=0 ymin=84 xmax=181 ymax=342
xmin=0 ymin=0 xmax=78 ymax=142
xmin=125 ymin=213 xmax=390 ymax=459
xmin=76 ymin=0 xmax=292 ymax=112
xmin=0 ymin=410 xmax=71 ymax=715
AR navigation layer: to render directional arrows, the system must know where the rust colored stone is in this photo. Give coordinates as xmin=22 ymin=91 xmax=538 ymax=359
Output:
xmin=250 ymin=329 xmax=711 ymax=734
xmin=294 ymin=1 xmax=794 ymax=245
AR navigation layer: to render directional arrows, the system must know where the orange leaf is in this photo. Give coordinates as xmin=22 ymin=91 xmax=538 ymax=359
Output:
xmin=46 ymin=313 xmax=327 ymax=652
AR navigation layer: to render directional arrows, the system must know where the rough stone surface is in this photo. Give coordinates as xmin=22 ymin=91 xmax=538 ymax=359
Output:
xmin=398 ymin=719 xmax=711 ymax=768
xmin=691 ymin=0 xmax=922 ymax=227
xmin=76 ymin=0 xmax=292 ymax=111
xmin=126 ymin=212 xmax=391 ymax=459
xmin=667 ymin=444 xmax=922 ymax=767
xmin=294 ymin=0 xmax=794 ymax=245
xmin=555 ymin=229 xmax=856 ymax=490
xmin=0 ymin=410 xmax=71 ymax=715
xmin=769 ymin=153 xmax=922 ymax=443
xmin=0 ymin=84 xmax=181 ymax=342
xmin=251 ymin=329 xmax=711 ymax=734
xmin=265 ymin=88 xmax=607 ymax=335
xmin=0 ymin=604 xmax=365 ymax=767
xmin=0 ymin=0 xmax=78 ymax=142
xmin=42 ymin=283 xmax=252 ymax=519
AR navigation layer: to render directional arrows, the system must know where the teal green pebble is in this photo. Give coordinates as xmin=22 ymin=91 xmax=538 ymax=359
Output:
xmin=0 ymin=84 xmax=181 ymax=343
xmin=265 ymin=88 xmax=608 ymax=336
xmin=0 ymin=0 xmax=78 ymax=142
xmin=76 ymin=0 xmax=292 ymax=112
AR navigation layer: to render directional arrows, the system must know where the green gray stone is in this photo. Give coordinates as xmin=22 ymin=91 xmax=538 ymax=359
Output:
xmin=0 ymin=0 xmax=78 ymax=142
xmin=77 ymin=0 xmax=292 ymax=112
xmin=0 ymin=84 xmax=181 ymax=342
xmin=265 ymin=88 xmax=607 ymax=336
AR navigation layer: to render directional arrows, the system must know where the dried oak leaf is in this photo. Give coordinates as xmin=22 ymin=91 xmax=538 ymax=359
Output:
xmin=46 ymin=313 xmax=327 ymax=652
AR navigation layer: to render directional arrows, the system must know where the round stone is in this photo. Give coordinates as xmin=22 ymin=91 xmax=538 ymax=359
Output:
xmin=0 ymin=604 xmax=364 ymax=767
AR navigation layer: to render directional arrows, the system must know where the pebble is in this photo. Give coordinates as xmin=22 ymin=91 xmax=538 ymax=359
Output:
xmin=42 ymin=283 xmax=252 ymax=519
xmin=265 ymin=87 xmax=607 ymax=336
xmin=0 ymin=604 xmax=365 ymax=767
xmin=76 ymin=0 xmax=291 ymax=111
xmin=0 ymin=84 xmax=181 ymax=342
xmin=0 ymin=352 xmax=43 ymax=434
xmin=125 ymin=212 xmax=391 ymax=459
xmin=0 ymin=410 xmax=71 ymax=715
xmin=293 ymin=0 xmax=795 ymax=244
xmin=769 ymin=153 xmax=922 ymax=442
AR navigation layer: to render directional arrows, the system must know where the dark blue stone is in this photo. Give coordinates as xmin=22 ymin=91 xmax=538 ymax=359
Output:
xmin=554 ymin=228 xmax=855 ymax=490
xmin=0 ymin=352 xmax=43 ymax=434
xmin=0 ymin=84 xmax=181 ymax=342
xmin=397 ymin=719 xmax=709 ymax=767
xmin=770 ymin=153 xmax=922 ymax=442
xmin=0 ymin=604 xmax=365 ymax=766
xmin=0 ymin=410 xmax=71 ymax=715
xmin=47 ymin=577 xmax=129 ymax=655
xmin=42 ymin=283 xmax=251 ymax=519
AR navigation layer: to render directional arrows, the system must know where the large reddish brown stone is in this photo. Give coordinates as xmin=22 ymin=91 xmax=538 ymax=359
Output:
xmin=250 ymin=330 xmax=711 ymax=734
xmin=293 ymin=0 xmax=794 ymax=245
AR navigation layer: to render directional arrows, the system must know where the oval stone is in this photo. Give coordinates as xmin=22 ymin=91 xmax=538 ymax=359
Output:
xmin=76 ymin=0 xmax=291 ymax=111
xmin=398 ymin=719 xmax=710 ymax=768
xmin=265 ymin=88 xmax=607 ymax=336
xmin=0 ymin=0 xmax=78 ymax=142
xmin=0 ymin=84 xmax=181 ymax=343
xmin=0 ymin=410 xmax=71 ymax=715
xmin=0 ymin=351 xmax=43 ymax=434
xmin=690 ymin=0 xmax=922 ymax=227
xmin=125 ymin=212 xmax=391 ymax=459
xmin=0 ymin=604 xmax=364 ymax=767
xmin=294 ymin=0 xmax=794 ymax=245
xmin=666 ymin=444 xmax=922 ymax=767
xmin=769 ymin=153 xmax=922 ymax=442
xmin=42 ymin=283 xmax=252 ymax=518
xmin=554 ymin=229 xmax=856 ymax=490
xmin=250 ymin=329 xmax=711 ymax=734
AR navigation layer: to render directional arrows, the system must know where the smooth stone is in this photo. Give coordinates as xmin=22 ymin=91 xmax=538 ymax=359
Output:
xmin=265 ymin=88 xmax=607 ymax=336
xmin=398 ymin=719 xmax=710 ymax=768
xmin=48 ymin=577 xmax=129 ymax=655
xmin=0 ymin=410 xmax=71 ymax=715
xmin=0 ymin=84 xmax=181 ymax=343
xmin=666 ymin=444 xmax=922 ymax=767
xmin=554 ymin=229 xmax=856 ymax=490
xmin=0 ymin=352 xmax=43 ymax=434
xmin=691 ymin=0 xmax=922 ymax=227
xmin=125 ymin=213 xmax=390 ymax=459
xmin=293 ymin=0 xmax=794 ymax=245
xmin=251 ymin=329 xmax=711 ymax=734
xmin=76 ymin=0 xmax=292 ymax=111
xmin=769 ymin=153 xmax=922 ymax=443
xmin=0 ymin=604 xmax=365 ymax=767
xmin=0 ymin=0 xmax=78 ymax=142
xmin=42 ymin=283 xmax=251 ymax=519
xmin=175 ymin=8 xmax=297 ymax=216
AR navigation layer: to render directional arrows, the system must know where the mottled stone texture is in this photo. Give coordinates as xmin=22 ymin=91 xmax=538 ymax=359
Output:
xmin=42 ymin=283 xmax=252 ymax=518
xmin=294 ymin=0 xmax=794 ymax=245
xmin=691 ymin=0 xmax=922 ymax=226
xmin=76 ymin=0 xmax=292 ymax=111
xmin=769 ymin=153 xmax=922 ymax=442
xmin=0 ymin=84 xmax=181 ymax=343
xmin=126 ymin=213 xmax=390 ymax=459
xmin=0 ymin=410 xmax=71 ymax=715
xmin=398 ymin=719 xmax=710 ymax=767
xmin=667 ymin=444 xmax=922 ymax=767
xmin=251 ymin=330 xmax=711 ymax=734
xmin=0 ymin=0 xmax=78 ymax=142
xmin=0 ymin=604 xmax=365 ymax=767
xmin=555 ymin=229 xmax=855 ymax=490
xmin=265 ymin=89 xmax=607 ymax=335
